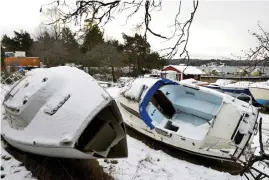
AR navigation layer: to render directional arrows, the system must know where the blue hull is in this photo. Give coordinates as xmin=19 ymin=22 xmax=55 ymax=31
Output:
xmin=221 ymin=88 xmax=258 ymax=104
xmin=221 ymin=88 xmax=252 ymax=96
xmin=256 ymin=99 xmax=269 ymax=106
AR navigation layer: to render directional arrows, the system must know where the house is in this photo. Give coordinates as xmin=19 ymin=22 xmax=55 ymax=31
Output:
xmin=161 ymin=64 xmax=204 ymax=81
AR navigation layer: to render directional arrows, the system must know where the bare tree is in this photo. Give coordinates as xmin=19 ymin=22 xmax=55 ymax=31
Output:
xmin=86 ymin=43 xmax=127 ymax=81
xmin=31 ymin=27 xmax=70 ymax=67
xmin=234 ymin=23 xmax=269 ymax=75
xmin=42 ymin=6 xmax=65 ymax=40
xmin=41 ymin=0 xmax=199 ymax=62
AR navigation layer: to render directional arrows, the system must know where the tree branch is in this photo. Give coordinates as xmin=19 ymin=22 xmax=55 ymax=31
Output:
xmin=42 ymin=0 xmax=199 ymax=60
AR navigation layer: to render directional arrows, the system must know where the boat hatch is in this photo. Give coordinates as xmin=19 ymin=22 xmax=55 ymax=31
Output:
xmin=76 ymin=100 xmax=128 ymax=158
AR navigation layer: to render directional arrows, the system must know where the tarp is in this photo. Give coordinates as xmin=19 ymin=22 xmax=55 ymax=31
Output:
xmin=139 ymin=78 xmax=178 ymax=129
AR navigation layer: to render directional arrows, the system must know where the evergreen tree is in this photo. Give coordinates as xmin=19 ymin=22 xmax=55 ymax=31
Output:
xmin=1 ymin=30 xmax=33 ymax=56
xmin=81 ymin=20 xmax=104 ymax=53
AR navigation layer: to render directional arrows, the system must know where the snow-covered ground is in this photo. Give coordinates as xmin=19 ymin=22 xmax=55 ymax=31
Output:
xmin=98 ymin=87 xmax=269 ymax=180
xmin=0 ymin=141 xmax=36 ymax=180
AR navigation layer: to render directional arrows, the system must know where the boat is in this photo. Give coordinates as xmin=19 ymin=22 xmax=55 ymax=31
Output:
xmin=220 ymin=81 xmax=254 ymax=101
xmin=180 ymin=78 xmax=209 ymax=86
xmin=117 ymin=77 xmax=134 ymax=87
xmin=204 ymin=79 xmax=236 ymax=92
xmin=1 ymin=66 xmax=128 ymax=159
xmin=249 ymin=80 xmax=269 ymax=106
xmin=118 ymin=78 xmax=259 ymax=161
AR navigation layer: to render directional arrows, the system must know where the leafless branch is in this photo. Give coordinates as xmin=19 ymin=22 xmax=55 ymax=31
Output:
xmin=42 ymin=0 xmax=199 ymax=60
xmin=234 ymin=22 xmax=269 ymax=74
xmin=158 ymin=0 xmax=199 ymax=62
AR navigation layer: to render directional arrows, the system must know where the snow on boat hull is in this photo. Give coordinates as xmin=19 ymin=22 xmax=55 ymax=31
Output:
xmin=2 ymin=66 xmax=128 ymax=159
xmin=220 ymin=82 xmax=254 ymax=101
xmin=119 ymin=78 xmax=259 ymax=161
xmin=249 ymin=87 xmax=269 ymax=106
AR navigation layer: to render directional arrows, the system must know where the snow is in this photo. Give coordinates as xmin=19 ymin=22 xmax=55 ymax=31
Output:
xmin=180 ymin=78 xmax=209 ymax=86
xmin=0 ymin=142 xmax=36 ymax=180
xmin=121 ymin=78 xmax=158 ymax=101
xmin=213 ymin=79 xmax=236 ymax=86
xmin=163 ymin=65 xmax=204 ymax=75
xmin=98 ymin=135 xmax=245 ymax=180
xmin=250 ymin=80 xmax=269 ymax=89
xmin=1 ymin=84 xmax=35 ymax=180
xmin=221 ymin=81 xmax=254 ymax=89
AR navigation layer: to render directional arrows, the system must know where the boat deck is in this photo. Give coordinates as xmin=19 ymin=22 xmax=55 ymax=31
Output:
xmin=170 ymin=113 xmax=211 ymax=140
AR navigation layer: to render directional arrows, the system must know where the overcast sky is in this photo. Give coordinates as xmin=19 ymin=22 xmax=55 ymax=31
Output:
xmin=0 ymin=0 xmax=268 ymax=59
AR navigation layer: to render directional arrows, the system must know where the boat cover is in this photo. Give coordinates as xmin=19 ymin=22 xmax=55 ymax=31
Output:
xmin=139 ymin=78 xmax=178 ymax=129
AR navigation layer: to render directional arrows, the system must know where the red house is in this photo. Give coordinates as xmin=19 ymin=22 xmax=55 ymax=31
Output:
xmin=161 ymin=65 xmax=204 ymax=81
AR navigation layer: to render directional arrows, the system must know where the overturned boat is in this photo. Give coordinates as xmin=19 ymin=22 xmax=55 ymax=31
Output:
xmin=1 ymin=66 xmax=128 ymax=159
xmin=118 ymin=78 xmax=259 ymax=161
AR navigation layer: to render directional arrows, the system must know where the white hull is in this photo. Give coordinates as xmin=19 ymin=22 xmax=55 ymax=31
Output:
xmin=2 ymin=67 xmax=128 ymax=159
xmin=249 ymin=87 xmax=269 ymax=106
xmin=4 ymin=137 xmax=99 ymax=159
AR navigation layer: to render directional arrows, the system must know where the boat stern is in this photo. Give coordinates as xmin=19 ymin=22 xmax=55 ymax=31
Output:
xmin=75 ymin=99 xmax=128 ymax=158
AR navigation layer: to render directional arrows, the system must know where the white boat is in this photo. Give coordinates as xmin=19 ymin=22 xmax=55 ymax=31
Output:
xmin=117 ymin=77 xmax=134 ymax=87
xmin=180 ymin=78 xmax=209 ymax=86
xmin=118 ymin=78 xmax=259 ymax=161
xmin=249 ymin=80 xmax=269 ymax=106
xmin=1 ymin=66 xmax=128 ymax=159
xmin=204 ymin=79 xmax=236 ymax=92
xmin=220 ymin=81 xmax=254 ymax=101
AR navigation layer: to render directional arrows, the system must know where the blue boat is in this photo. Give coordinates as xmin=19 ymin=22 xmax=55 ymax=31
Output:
xmin=220 ymin=81 xmax=254 ymax=101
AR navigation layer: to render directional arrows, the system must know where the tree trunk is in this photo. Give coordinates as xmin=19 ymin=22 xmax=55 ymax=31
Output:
xmin=111 ymin=65 xmax=115 ymax=82
xmin=136 ymin=54 xmax=140 ymax=77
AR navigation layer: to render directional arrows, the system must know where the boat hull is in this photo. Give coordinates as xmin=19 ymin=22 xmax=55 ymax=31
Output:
xmin=221 ymin=87 xmax=251 ymax=97
xmin=4 ymin=136 xmax=99 ymax=159
xmin=2 ymin=67 xmax=128 ymax=159
xmin=220 ymin=87 xmax=255 ymax=103
xmin=249 ymin=87 xmax=269 ymax=106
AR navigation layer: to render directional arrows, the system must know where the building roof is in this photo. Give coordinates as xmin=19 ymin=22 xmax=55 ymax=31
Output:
xmin=162 ymin=65 xmax=204 ymax=75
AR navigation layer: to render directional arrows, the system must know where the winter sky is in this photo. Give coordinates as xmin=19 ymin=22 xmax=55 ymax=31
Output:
xmin=0 ymin=0 xmax=268 ymax=59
